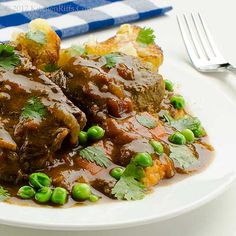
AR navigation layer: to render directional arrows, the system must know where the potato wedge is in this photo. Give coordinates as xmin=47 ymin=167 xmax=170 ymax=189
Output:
xmin=13 ymin=18 xmax=61 ymax=70
xmin=85 ymin=24 xmax=163 ymax=71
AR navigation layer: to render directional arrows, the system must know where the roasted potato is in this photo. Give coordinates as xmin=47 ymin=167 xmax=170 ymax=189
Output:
xmin=84 ymin=24 xmax=163 ymax=71
xmin=13 ymin=19 xmax=61 ymax=70
xmin=13 ymin=20 xmax=163 ymax=72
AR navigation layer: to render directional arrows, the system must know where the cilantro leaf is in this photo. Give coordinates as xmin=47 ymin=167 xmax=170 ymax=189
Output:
xmin=123 ymin=161 xmax=145 ymax=180
xmin=0 ymin=44 xmax=14 ymax=54
xmin=163 ymin=112 xmax=201 ymax=132
xmin=104 ymin=53 xmax=121 ymax=68
xmin=68 ymin=45 xmax=86 ymax=57
xmin=169 ymin=145 xmax=198 ymax=169
xmin=136 ymin=114 xmax=157 ymax=129
xmin=0 ymin=44 xmax=20 ymax=70
xmin=26 ymin=30 xmax=47 ymax=45
xmin=162 ymin=111 xmax=174 ymax=123
xmin=43 ymin=64 xmax=60 ymax=72
xmin=0 ymin=186 xmax=10 ymax=201
xmin=112 ymin=176 xmax=145 ymax=200
xmin=136 ymin=27 xmax=156 ymax=45
xmin=79 ymin=146 xmax=111 ymax=168
xmin=171 ymin=116 xmax=201 ymax=131
xmin=21 ymin=97 xmax=47 ymax=120
xmin=0 ymin=55 xmax=20 ymax=70
xmin=112 ymin=161 xmax=145 ymax=200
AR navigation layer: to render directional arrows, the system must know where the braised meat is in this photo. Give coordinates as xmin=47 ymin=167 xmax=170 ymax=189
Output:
xmin=44 ymin=112 xmax=175 ymax=198
xmin=51 ymin=54 xmax=165 ymax=124
xmin=0 ymin=57 xmax=86 ymax=182
xmin=102 ymin=112 xmax=175 ymax=170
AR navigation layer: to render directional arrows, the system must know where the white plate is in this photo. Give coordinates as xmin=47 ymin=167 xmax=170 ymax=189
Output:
xmin=1 ymin=26 xmax=236 ymax=231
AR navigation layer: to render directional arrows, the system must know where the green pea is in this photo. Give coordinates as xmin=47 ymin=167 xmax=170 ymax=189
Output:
xmin=134 ymin=152 xmax=153 ymax=167
xmin=193 ymin=126 xmax=206 ymax=138
xmin=87 ymin=125 xmax=105 ymax=141
xmin=29 ymin=172 xmax=51 ymax=189
xmin=79 ymin=131 xmax=88 ymax=145
xmin=72 ymin=183 xmax=91 ymax=201
xmin=168 ymin=132 xmax=186 ymax=145
xmin=181 ymin=129 xmax=195 ymax=142
xmin=165 ymin=79 xmax=174 ymax=92
xmin=110 ymin=167 xmax=124 ymax=180
xmin=35 ymin=187 xmax=52 ymax=203
xmin=51 ymin=187 xmax=68 ymax=205
xmin=89 ymin=195 xmax=100 ymax=203
xmin=17 ymin=186 xmax=35 ymax=199
xmin=150 ymin=140 xmax=164 ymax=155
xmin=170 ymin=95 xmax=185 ymax=109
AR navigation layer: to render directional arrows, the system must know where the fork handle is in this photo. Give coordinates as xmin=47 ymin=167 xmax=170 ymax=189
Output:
xmin=226 ymin=65 xmax=236 ymax=74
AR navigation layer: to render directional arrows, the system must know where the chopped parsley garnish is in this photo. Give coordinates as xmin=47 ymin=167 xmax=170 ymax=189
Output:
xmin=162 ymin=111 xmax=174 ymax=123
xmin=163 ymin=112 xmax=201 ymax=132
xmin=26 ymin=30 xmax=47 ymax=45
xmin=0 ymin=186 xmax=10 ymax=201
xmin=169 ymin=145 xmax=198 ymax=170
xmin=0 ymin=44 xmax=20 ymax=70
xmin=136 ymin=114 xmax=157 ymax=129
xmin=171 ymin=116 xmax=201 ymax=131
xmin=68 ymin=45 xmax=87 ymax=57
xmin=79 ymin=146 xmax=111 ymax=168
xmin=0 ymin=44 xmax=14 ymax=55
xmin=43 ymin=64 xmax=60 ymax=72
xmin=136 ymin=27 xmax=156 ymax=45
xmin=21 ymin=97 xmax=47 ymax=120
xmin=112 ymin=161 xmax=145 ymax=200
xmin=104 ymin=53 xmax=121 ymax=68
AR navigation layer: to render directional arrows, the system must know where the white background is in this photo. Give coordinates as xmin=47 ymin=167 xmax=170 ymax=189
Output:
xmin=1 ymin=0 xmax=236 ymax=235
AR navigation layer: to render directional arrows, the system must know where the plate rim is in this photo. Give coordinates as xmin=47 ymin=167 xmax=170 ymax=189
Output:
xmin=0 ymin=173 xmax=235 ymax=231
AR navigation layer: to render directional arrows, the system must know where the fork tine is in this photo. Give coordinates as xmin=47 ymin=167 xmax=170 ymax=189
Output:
xmin=177 ymin=16 xmax=199 ymax=64
xmin=197 ymin=13 xmax=223 ymax=58
xmin=177 ymin=13 xmax=228 ymax=72
xmin=183 ymin=14 xmax=205 ymax=59
xmin=191 ymin=14 xmax=215 ymax=60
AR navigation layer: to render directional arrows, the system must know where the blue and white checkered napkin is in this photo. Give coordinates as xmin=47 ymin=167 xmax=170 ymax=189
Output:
xmin=0 ymin=0 xmax=172 ymax=42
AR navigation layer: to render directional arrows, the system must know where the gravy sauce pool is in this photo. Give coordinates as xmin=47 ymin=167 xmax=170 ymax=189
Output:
xmin=1 ymin=128 xmax=214 ymax=207
xmin=4 ymin=147 xmax=214 ymax=207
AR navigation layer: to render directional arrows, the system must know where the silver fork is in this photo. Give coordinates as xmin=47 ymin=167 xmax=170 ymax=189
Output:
xmin=177 ymin=13 xmax=236 ymax=74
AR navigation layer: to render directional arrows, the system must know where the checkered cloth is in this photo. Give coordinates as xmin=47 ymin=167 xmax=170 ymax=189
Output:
xmin=0 ymin=0 xmax=172 ymax=42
